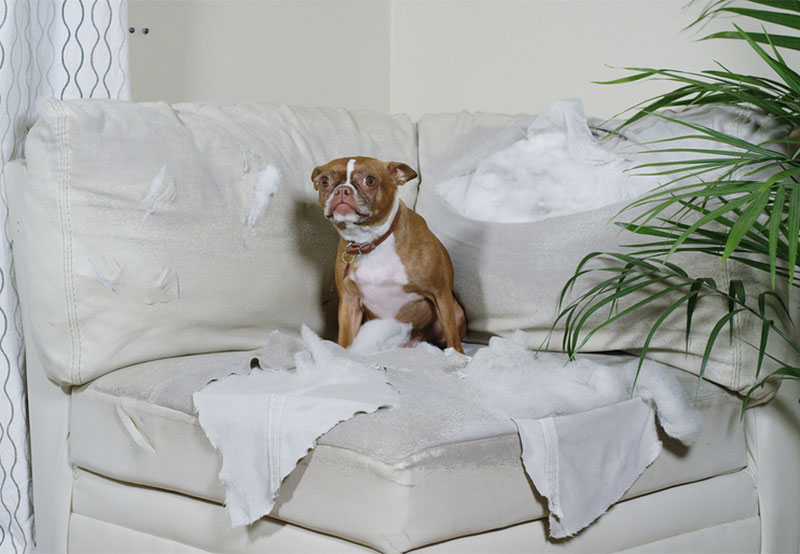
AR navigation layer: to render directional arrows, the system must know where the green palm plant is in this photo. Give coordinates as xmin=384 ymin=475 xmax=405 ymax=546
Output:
xmin=553 ymin=0 xmax=800 ymax=406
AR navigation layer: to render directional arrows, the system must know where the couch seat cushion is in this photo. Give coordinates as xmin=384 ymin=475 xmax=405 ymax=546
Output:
xmin=69 ymin=347 xmax=747 ymax=552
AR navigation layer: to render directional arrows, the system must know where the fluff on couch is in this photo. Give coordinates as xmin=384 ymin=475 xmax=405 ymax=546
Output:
xmin=6 ymin=98 xmax=800 ymax=553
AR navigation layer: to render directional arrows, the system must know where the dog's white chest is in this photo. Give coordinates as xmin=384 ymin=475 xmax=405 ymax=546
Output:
xmin=351 ymin=236 xmax=420 ymax=319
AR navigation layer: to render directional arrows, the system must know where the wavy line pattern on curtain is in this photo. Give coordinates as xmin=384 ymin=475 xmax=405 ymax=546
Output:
xmin=0 ymin=1 xmax=130 ymax=551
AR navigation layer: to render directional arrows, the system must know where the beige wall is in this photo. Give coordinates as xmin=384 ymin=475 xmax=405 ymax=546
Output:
xmin=129 ymin=0 xmax=783 ymax=119
xmin=128 ymin=0 xmax=392 ymax=112
xmin=389 ymin=0 xmax=768 ymax=120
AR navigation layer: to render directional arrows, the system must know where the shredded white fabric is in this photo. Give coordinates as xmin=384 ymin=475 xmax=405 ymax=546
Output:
xmin=193 ymin=327 xmax=399 ymax=526
xmin=515 ymin=398 xmax=662 ymax=538
xmin=438 ymin=99 xmax=789 ymax=223
xmin=460 ymin=336 xmax=700 ymax=538
xmin=194 ymin=329 xmax=701 ymax=535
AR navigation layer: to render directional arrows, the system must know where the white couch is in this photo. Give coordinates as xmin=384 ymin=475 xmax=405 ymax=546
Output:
xmin=6 ymin=98 xmax=800 ymax=553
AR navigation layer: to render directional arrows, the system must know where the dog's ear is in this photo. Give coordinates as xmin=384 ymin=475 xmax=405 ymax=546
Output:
xmin=311 ymin=166 xmax=323 ymax=190
xmin=387 ymin=162 xmax=418 ymax=186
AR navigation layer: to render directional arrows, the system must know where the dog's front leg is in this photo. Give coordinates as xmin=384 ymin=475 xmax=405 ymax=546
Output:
xmin=431 ymin=291 xmax=465 ymax=354
xmin=337 ymin=289 xmax=363 ymax=349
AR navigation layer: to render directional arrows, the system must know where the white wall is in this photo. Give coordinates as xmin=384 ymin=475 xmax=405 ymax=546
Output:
xmin=129 ymin=0 xmax=785 ymax=119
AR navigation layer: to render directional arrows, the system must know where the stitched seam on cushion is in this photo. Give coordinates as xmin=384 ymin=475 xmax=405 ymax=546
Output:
xmin=55 ymin=100 xmax=81 ymax=383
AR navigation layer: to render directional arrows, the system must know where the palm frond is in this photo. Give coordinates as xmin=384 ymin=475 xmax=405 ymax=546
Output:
xmin=558 ymin=0 xmax=800 ymax=407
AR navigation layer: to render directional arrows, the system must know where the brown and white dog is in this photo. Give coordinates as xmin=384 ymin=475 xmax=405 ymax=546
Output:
xmin=312 ymin=156 xmax=466 ymax=353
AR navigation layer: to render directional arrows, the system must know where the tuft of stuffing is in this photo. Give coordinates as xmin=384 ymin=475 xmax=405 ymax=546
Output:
xmin=437 ymin=99 xmax=789 ymax=223
xmin=348 ymin=318 xmax=413 ymax=356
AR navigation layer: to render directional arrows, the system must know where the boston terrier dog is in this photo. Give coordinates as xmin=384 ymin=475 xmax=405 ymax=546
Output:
xmin=312 ymin=156 xmax=466 ymax=353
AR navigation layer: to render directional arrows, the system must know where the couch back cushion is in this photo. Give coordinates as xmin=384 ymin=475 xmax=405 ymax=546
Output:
xmin=416 ymin=112 xmax=790 ymax=400
xmin=14 ymin=98 xmax=418 ymax=385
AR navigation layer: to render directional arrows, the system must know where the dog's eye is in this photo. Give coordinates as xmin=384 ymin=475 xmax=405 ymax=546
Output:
xmin=365 ymin=176 xmax=376 ymax=187
xmin=320 ymin=176 xmax=330 ymax=187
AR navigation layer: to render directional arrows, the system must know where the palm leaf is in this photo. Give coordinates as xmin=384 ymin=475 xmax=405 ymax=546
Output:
xmin=704 ymin=31 xmax=800 ymax=50
xmin=686 ymin=279 xmax=716 ymax=349
xmin=744 ymin=366 xmax=800 ymax=410
xmin=718 ymin=7 xmax=800 ymax=31
xmin=723 ymin=187 xmax=772 ymax=261
xmin=632 ymin=289 xmax=701 ymax=391
xmin=558 ymin=0 xmax=800 ymax=410
xmin=787 ymin=184 xmax=800 ymax=283
xmin=734 ymin=24 xmax=800 ymax=93
xmin=768 ymin=184 xmax=787 ymax=286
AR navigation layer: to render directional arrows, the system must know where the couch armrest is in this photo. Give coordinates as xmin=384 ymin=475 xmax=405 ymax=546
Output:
xmin=746 ymin=378 xmax=800 ymax=553
xmin=6 ymin=159 xmax=72 ymax=552
xmin=26 ymin=346 xmax=72 ymax=553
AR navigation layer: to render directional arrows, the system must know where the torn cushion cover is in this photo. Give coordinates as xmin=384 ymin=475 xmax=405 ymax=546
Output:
xmin=18 ymin=98 xmax=419 ymax=385
xmin=415 ymin=108 xmax=793 ymax=401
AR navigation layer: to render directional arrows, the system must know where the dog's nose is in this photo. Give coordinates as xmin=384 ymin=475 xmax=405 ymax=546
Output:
xmin=334 ymin=186 xmax=353 ymax=199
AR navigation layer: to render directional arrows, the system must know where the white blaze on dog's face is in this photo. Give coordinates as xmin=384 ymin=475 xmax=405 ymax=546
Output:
xmin=311 ymin=157 xmax=417 ymax=231
xmin=326 ymin=158 xmax=360 ymax=224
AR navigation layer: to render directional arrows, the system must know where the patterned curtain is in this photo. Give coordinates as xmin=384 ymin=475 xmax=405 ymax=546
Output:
xmin=0 ymin=1 xmax=130 ymax=551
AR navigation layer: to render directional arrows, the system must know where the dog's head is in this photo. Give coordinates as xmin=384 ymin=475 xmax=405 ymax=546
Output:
xmin=311 ymin=157 xmax=417 ymax=228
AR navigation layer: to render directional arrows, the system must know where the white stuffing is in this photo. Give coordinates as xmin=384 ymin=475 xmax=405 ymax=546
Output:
xmin=348 ymin=318 xmax=413 ymax=356
xmin=237 ymin=148 xmax=281 ymax=232
xmin=597 ymin=103 xmax=792 ymax=161
xmin=438 ymin=99 xmax=657 ymax=223
xmin=247 ymin=164 xmax=281 ymax=231
xmin=462 ymin=336 xmax=700 ymax=443
xmin=437 ymin=99 xmax=790 ymax=224
xmin=475 ymin=332 xmax=702 ymax=537
xmin=195 ymin=328 xmax=702 ymax=534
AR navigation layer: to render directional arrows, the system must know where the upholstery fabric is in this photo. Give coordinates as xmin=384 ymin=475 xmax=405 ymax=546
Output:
xmin=69 ymin=514 xmax=209 ymax=554
xmin=70 ymin=467 xmax=758 ymax=553
xmin=10 ymin=99 xmax=795 ymax=553
xmin=415 ymin=111 xmax=791 ymax=400
xmin=70 ymin=471 xmax=371 ymax=554
xmin=18 ymin=334 xmax=72 ymax=554
xmin=745 ymin=379 xmax=800 ymax=552
xmin=70 ymin=349 xmax=748 ymax=552
xmin=615 ymin=518 xmax=761 ymax=554
xmin=17 ymin=99 xmax=418 ymax=385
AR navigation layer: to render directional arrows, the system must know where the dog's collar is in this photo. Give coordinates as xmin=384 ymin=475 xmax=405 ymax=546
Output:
xmin=341 ymin=208 xmax=401 ymax=278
